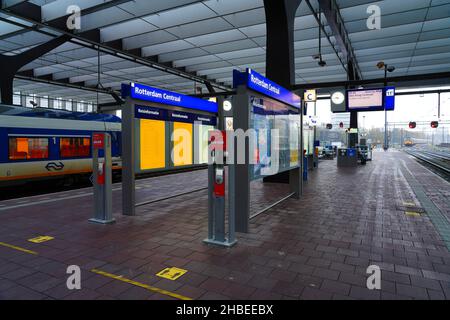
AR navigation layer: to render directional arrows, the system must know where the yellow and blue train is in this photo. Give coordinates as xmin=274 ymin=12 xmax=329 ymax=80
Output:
xmin=0 ymin=104 xmax=122 ymax=187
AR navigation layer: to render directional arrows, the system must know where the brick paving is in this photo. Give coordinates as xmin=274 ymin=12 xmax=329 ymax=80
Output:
xmin=0 ymin=150 xmax=449 ymax=300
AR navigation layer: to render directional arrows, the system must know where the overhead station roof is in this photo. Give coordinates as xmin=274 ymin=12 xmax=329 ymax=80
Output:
xmin=0 ymin=0 xmax=449 ymax=105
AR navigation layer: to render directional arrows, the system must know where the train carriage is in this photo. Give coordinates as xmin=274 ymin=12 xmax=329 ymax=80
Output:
xmin=0 ymin=104 xmax=122 ymax=187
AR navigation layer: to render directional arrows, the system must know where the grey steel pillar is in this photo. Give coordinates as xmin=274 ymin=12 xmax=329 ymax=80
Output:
xmin=348 ymin=60 xmax=359 ymax=148
xmin=300 ymin=100 xmax=304 ymax=195
xmin=122 ymin=97 xmax=136 ymax=216
xmin=90 ymin=133 xmax=115 ymax=224
xmin=232 ymin=86 xmax=251 ymax=233
xmin=290 ymin=107 xmax=302 ymax=199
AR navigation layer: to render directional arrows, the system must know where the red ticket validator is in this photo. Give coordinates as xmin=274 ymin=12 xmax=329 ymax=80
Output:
xmin=97 ymin=162 xmax=105 ymax=185
xmin=209 ymin=130 xmax=226 ymax=197
xmin=93 ymin=133 xmax=105 ymax=150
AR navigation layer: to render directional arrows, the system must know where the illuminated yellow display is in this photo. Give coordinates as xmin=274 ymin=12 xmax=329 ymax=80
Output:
xmin=173 ymin=122 xmax=193 ymax=166
xmin=140 ymin=119 xmax=165 ymax=170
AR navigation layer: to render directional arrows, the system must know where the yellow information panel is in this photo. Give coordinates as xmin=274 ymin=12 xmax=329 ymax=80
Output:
xmin=156 ymin=267 xmax=187 ymax=281
xmin=173 ymin=122 xmax=193 ymax=166
xmin=140 ymin=119 xmax=165 ymax=170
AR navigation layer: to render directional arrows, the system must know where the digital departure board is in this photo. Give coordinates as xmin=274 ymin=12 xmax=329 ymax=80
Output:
xmin=347 ymin=88 xmax=384 ymax=111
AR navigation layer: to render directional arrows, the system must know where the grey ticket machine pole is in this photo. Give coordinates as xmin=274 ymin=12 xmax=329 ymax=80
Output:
xmin=204 ymin=130 xmax=237 ymax=247
xmin=89 ymin=133 xmax=115 ymax=224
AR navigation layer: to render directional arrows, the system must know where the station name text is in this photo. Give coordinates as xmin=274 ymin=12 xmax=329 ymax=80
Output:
xmin=134 ymin=86 xmax=182 ymax=103
xmin=250 ymin=74 xmax=280 ymax=95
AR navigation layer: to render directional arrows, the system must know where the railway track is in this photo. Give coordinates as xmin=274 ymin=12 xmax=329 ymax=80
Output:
xmin=405 ymin=150 xmax=450 ymax=176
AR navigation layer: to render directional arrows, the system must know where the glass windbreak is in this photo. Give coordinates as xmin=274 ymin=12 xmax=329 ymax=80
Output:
xmin=250 ymin=96 xmax=300 ymax=180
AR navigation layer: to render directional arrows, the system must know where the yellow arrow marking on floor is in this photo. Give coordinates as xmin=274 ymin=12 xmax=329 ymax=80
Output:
xmin=0 ymin=242 xmax=38 ymax=255
xmin=28 ymin=236 xmax=54 ymax=243
xmin=90 ymin=269 xmax=192 ymax=300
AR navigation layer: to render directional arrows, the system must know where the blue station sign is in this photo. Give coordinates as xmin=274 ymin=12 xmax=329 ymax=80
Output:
xmin=233 ymin=68 xmax=301 ymax=109
xmin=122 ymin=82 xmax=218 ymax=113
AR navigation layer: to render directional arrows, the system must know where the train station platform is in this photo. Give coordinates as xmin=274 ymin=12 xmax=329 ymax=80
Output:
xmin=0 ymin=150 xmax=449 ymax=300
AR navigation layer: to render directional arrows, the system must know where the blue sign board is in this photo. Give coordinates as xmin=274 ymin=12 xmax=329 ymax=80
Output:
xmin=347 ymin=148 xmax=356 ymax=157
xmin=233 ymin=69 xmax=301 ymax=109
xmin=384 ymin=86 xmax=395 ymax=111
xmin=122 ymin=82 xmax=218 ymax=113
xmin=134 ymin=105 xmax=216 ymax=126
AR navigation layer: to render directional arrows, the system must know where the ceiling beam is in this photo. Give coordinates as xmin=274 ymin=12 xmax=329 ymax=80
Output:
xmin=317 ymin=0 xmax=362 ymax=79
xmin=1 ymin=3 xmax=230 ymax=92
xmin=304 ymin=0 xmax=346 ymax=73
xmin=292 ymin=71 xmax=450 ymax=90
xmin=15 ymin=72 xmax=118 ymax=98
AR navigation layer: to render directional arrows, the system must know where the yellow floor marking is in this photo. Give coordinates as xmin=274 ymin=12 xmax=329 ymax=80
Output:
xmin=403 ymin=202 xmax=416 ymax=207
xmin=0 ymin=241 xmax=38 ymax=255
xmin=405 ymin=211 xmax=421 ymax=217
xmin=156 ymin=267 xmax=188 ymax=281
xmin=28 ymin=236 xmax=54 ymax=244
xmin=90 ymin=269 xmax=192 ymax=300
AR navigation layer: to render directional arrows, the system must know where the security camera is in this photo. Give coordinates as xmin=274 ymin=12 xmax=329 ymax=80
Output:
xmin=318 ymin=59 xmax=327 ymax=67
xmin=387 ymin=66 xmax=396 ymax=72
xmin=29 ymin=101 xmax=38 ymax=107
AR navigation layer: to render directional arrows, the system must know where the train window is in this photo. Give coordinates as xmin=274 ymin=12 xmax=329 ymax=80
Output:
xmin=8 ymin=137 xmax=49 ymax=160
xmin=60 ymin=137 xmax=91 ymax=158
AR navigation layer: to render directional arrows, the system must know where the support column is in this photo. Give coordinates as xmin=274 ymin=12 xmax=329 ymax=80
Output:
xmin=263 ymin=0 xmax=302 ymax=184
xmin=348 ymin=60 xmax=359 ymax=148
xmin=0 ymin=35 xmax=70 ymax=104
xmin=264 ymin=0 xmax=302 ymax=88
xmin=20 ymin=93 xmax=27 ymax=107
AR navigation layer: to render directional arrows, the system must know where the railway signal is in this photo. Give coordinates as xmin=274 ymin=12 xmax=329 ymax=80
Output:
xmin=408 ymin=122 xmax=416 ymax=129
xmin=431 ymin=121 xmax=439 ymax=129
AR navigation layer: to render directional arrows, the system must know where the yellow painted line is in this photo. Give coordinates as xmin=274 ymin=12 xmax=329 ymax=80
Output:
xmin=156 ymin=267 xmax=188 ymax=281
xmin=403 ymin=202 xmax=416 ymax=207
xmin=405 ymin=211 xmax=421 ymax=217
xmin=0 ymin=241 xmax=38 ymax=255
xmin=90 ymin=269 xmax=192 ymax=300
xmin=28 ymin=236 xmax=54 ymax=244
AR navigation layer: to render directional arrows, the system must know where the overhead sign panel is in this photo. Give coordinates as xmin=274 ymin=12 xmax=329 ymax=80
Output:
xmin=233 ymin=69 xmax=301 ymax=109
xmin=345 ymin=87 xmax=395 ymax=112
xmin=347 ymin=88 xmax=384 ymax=111
xmin=122 ymin=82 xmax=218 ymax=113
